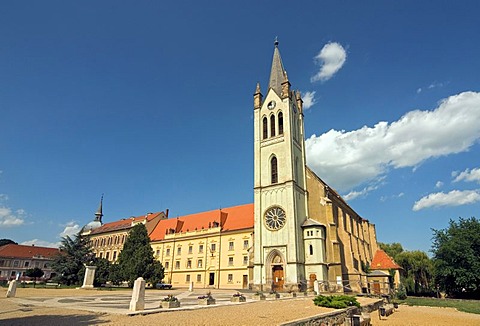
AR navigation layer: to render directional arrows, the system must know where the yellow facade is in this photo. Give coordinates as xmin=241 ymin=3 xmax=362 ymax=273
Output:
xmin=151 ymin=227 xmax=253 ymax=289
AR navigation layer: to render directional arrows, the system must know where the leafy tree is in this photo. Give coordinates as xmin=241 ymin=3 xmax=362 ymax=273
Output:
xmin=117 ymin=223 xmax=164 ymax=287
xmin=0 ymin=239 xmax=17 ymax=246
xmin=25 ymin=267 xmax=44 ymax=288
xmin=51 ymin=231 xmax=95 ymax=286
xmin=379 ymin=242 xmax=404 ymax=261
xmin=432 ymin=217 xmax=480 ymax=299
xmin=93 ymin=257 xmax=111 ymax=287
xmin=395 ymin=250 xmax=434 ymax=296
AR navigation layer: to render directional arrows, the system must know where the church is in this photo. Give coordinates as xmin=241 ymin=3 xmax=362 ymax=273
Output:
xmin=83 ymin=41 xmax=380 ymax=293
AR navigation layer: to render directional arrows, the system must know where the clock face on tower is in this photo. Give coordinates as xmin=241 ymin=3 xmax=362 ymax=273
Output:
xmin=267 ymin=100 xmax=276 ymax=110
xmin=264 ymin=206 xmax=286 ymax=230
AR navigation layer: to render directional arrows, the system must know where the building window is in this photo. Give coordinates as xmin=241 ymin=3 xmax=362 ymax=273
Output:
xmin=243 ymin=240 xmax=249 ymax=250
xmin=24 ymin=261 xmax=30 ymax=268
xmin=188 ymin=245 xmax=193 ymax=254
xmin=0 ymin=260 xmax=4 ymax=267
xmin=197 ymin=259 xmax=203 ymax=268
xmin=270 ymin=115 xmax=276 ymax=137
xmin=165 ymin=261 xmax=169 ymax=269
xmin=309 ymin=244 xmax=314 ymax=255
xmin=187 ymin=260 xmax=192 ymax=269
xmin=44 ymin=263 xmax=48 ymax=268
xmin=199 ymin=244 xmax=204 ymax=253
xmin=271 ymin=156 xmax=278 ymax=184
xmin=228 ymin=274 xmax=233 ymax=283
xmin=186 ymin=274 xmax=190 ymax=282
xmin=106 ymin=252 xmax=110 ymax=261
xmin=243 ymin=256 xmax=248 ymax=265
xmin=13 ymin=260 xmax=19 ymax=267
xmin=35 ymin=262 xmax=39 ymax=267
xmin=197 ymin=274 xmax=202 ymax=282
xmin=177 ymin=247 xmax=181 ymax=255
xmin=263 ymin=117 xmax=268 ymax=139
xmin=11 ymin=271 xmax=16 ymax=277
xmin=166 ymin=248 xmax=170 ymax=256
xmin=228 ymin=257 xmax=234 ymax=266
xmin=175 ymin=261 xmax=180 ymax=269
xmin=99 ymin=252 xmax=103 ymax=259
xmin=229 ymin=241 xmax=234 ymax=251
xmin=113 ymin=251 xmax=117 ymax=261
xmin=278 ymin=112 xmax=283 ymax=134
xmin=211 ymin=243 xmax=216 ymax=252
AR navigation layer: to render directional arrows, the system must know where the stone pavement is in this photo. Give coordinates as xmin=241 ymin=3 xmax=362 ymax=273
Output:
xmin=8 ymin=289 xmax=265 ymax=316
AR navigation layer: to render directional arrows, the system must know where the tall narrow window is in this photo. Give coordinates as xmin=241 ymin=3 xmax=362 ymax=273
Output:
xmin=271 ymin=156 xmax=278 ymax=184
xmin=263 ymin=117 xmax=268 ymax=139
xmin=309 ymin=244 xmax=314 ymax=255
xmin=270 ymin=115 xmax=276 ymax=137
xmin=278 ymin=112 xmax=283 ymax=135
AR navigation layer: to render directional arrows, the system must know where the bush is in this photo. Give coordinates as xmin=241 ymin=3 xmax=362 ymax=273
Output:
xmin=313 ymin=295 xmax=360 ymax=309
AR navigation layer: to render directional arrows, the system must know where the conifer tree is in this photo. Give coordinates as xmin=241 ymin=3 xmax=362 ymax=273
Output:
xmin=117 ymin=223 xmax=164 ymax=287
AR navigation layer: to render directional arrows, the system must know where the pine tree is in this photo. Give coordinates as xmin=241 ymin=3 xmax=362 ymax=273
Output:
xmin=117 ymin=223 xmax=164 ymax=287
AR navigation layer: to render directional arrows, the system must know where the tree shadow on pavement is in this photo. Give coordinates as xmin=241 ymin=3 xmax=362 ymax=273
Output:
xmin=0 ymin=314 xmax=108 ymax=326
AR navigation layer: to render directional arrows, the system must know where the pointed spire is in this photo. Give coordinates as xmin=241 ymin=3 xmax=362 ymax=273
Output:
xmin=254 ymin=82 xmax=263 ymax=109
xmin=268 ymin=38 xmax=287 ymax=97
xmin=95 ymin=194 xmax=103 ymax=222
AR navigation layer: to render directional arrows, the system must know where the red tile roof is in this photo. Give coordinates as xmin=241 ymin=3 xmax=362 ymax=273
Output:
xmin=150 ymin=203 xmax=254 ymax=241
xmin=370 ymin=249 xmax=401 ymax=270
xmin=89 ymin=212 xmax=164 ymax=235
xmin=0 ymin=244 xmax=60 ymax=259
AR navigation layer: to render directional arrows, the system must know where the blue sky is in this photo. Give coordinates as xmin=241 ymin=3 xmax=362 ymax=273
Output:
xmin=1 ymin=1 xmax=479 ymax=254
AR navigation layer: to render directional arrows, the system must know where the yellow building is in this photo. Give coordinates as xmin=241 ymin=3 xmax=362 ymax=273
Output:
xmin=82 ymin=197 xmax=167 ymax=262
xmin=149 ymin=204 xmax=253 ymax=289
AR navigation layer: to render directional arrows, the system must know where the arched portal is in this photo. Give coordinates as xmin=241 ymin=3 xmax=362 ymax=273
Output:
xmin=266 ymin=249 xmax=285 ymax=291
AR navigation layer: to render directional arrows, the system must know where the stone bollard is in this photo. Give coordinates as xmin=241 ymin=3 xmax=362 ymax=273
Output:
xmin=129 ymin=277 xmax=146 ymax=311
xmin=6 ymin=280 xmax=17 ymax=298
xmin=189 ymin=281 xmax=194 ymax=292
xmin=81 ymin=265 xmax=97 ymax=289
xmin=313 ymin=280 xmax=320 ymax=295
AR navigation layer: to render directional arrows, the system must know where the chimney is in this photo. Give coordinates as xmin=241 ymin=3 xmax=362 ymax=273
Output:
xmin=165 ymin=209 xmax=169 ymax=218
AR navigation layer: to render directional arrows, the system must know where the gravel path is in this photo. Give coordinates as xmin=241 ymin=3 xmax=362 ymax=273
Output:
xmin=1 ymin=287 xmax=479 ymax=326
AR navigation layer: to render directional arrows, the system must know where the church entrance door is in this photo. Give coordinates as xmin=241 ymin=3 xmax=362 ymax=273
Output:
xmin=272 ymin=266 xmax=284 ymax=291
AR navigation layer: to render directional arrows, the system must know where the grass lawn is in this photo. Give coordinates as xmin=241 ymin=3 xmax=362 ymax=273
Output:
xmin=402 ymin=297 xmax=480 ymax=315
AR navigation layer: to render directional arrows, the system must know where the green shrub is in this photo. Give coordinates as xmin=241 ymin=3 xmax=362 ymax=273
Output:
xmin=313 ymin=295 xmax=360 ymax=309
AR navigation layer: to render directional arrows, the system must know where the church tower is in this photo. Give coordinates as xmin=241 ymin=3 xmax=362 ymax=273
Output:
xmin=253 ymin=40 xmax=309 ymax=291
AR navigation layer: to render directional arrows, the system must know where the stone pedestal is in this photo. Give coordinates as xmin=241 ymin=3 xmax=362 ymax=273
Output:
xmin=81 ymin=265 xmax=97 ymax=289
xmin=6 ymin=280 xmax=17 ymax=298
xmin=129 ymin=277 xmax=146 ymax=311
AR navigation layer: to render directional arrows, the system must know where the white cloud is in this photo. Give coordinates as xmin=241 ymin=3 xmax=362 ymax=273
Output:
xmin=21 ymin=239 xmax=59 ymax=248
xmin=380 ymin=192 xmax=404 ymax=202
xmin=453 ymin=167 xmax=480 ymax=184
xmin=412 ymin=189 xmax=480 ymax=211
xmin=306 ymin=91 xmax=480 ymax=191
xmin=60 ymin=221 xmax=81 ymax=238
xmin=311 ymin=42 xmax=347 ymax=82
xmin=344 ymin=178 xmax=385 ymax=201
xmin=302 ymin=91 xmax=317 ymax=110
xmin=417 ymin=88 xmax=422 ymax=94
xmin=435 ymin=181 xmax=444 ymax=188
xmin=0 ymin=206 xmax=26 ymax=227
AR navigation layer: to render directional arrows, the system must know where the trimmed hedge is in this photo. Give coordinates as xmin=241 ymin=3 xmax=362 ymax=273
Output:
xmin=313 ymin=295 xmax=360 ymax=309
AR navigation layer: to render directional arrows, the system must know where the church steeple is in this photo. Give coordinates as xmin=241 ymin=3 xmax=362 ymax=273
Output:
xmin=268 ymin=38 xmax=288 ymax=97
xmin=94 ymin=194 xmax=103 ymax=223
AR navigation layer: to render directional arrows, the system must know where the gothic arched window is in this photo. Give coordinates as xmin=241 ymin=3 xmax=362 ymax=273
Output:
xmin=271 ymin=156 xmax=278 ymax=184
xmin=270 ymin=115 xmax=276 ymax=137
xmin=263 ymin=117 xmax=268 ymax=139
xmin=278 ymin=112 xmax=283 ymax=135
